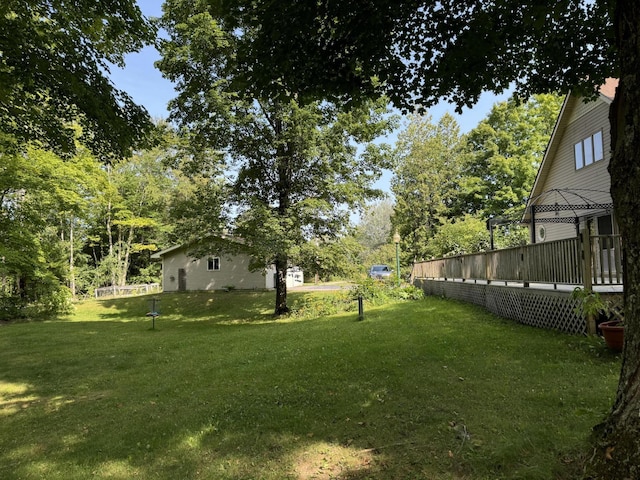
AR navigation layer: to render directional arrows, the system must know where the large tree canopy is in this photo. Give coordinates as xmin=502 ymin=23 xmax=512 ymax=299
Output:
xmin=461 ymin=93 xmax=563 ymax=218
xmin=157 ymin=0 xmax=395 ymax=315
xmin=0 ymin=0 xmax=156 ymax=157
xmin=392 ymin=113 xmax=464 ymax=261
xmin=215 ymin=0 xmax=640 ymax=477
xmin=211 ymin=0 xmax=615 ymax=109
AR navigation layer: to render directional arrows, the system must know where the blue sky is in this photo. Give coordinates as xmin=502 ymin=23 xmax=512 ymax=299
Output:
xmin=108 ymin=0 xmax=512 ymax=195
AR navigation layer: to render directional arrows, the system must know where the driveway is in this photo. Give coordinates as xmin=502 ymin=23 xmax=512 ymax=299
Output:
xmin=291 ymin=283 xmax=350 ymax=292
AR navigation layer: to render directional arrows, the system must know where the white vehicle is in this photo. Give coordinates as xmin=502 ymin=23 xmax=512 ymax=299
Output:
xmin=368 ymin=264 xmax=393 ymax=279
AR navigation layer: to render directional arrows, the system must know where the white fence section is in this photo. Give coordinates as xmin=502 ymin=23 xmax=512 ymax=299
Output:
xmin=95 ymin=283 xmax=161 ymax=299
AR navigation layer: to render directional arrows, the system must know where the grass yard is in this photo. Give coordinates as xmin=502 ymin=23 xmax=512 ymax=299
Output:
xmin=0 ymin=291 xmax=620 ymax=479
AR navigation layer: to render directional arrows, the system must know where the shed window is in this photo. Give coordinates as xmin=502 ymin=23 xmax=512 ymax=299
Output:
xmin=575 ymin=131 xmax=604 ymax=170
xmin=207 ymin=257 xmax=220 ymax=271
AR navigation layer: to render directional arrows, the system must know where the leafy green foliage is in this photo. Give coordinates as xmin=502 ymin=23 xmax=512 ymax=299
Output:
xmin=0 ymin=145 xmax=97 ymax=317
xmin=100 ymin=146 xmax=179 ymax=286
xmin=212 ymin=1 xmax=614 ymax=111
xmin=289 ymin=291 xmax=355 ymax=319
xmin=0 ymin=127 xmax=194 ymax=315
xmin=0 ymin=1 xmax=156 ymax=158
xmin=292 ymin=236 xmax=363 ymax=283
xmin=492 ymin=223 xmax=530 ymax=248
xmin=289 ymin=279 xmax=424 ymax=319
xmin=157 ymin=1 xmax=397 ymax=314
xmin=426 ymin=214 xmax=490 ymax=257
xmin=459 ymin=94 xmax=564 ymax=218
xmin=391 ymin=96 xmax=561 ymax=259
xmin=349 ymin=278 xmax=424 ymax=305
xmin=391 ymin=113 xmax=464 ymax=261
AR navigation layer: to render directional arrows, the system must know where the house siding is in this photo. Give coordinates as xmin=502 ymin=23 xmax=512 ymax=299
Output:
xmin=533 ymin=96 xmax=613 ymax=242
xmin=160 ymin=248 xmax=266 ymax=291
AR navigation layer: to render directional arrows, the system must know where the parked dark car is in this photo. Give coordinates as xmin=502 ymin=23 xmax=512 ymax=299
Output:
xmin=368 ymin=264 xmax=393 ymax=279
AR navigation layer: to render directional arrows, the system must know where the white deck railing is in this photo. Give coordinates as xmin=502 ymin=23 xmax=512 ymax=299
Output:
xmin=412 ymin=233 xmax=623 ymax=288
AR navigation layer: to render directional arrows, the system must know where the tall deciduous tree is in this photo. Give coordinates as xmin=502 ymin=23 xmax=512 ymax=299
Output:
xmin=0 ymin=0 xmax=156 ymax=158
xmin=230 ymin=99 xmax=393 ymax=314
xmin=207 ymin=0 xmax=640 ymax=476
xmin=357 ymin=200 xmax=395 ymax=251
xmin=460 ymin=94 xmax=563 ymax=218
xmin=157 ymin=1 xmax=395 ymax=315
xmin=86 ymin=139 xmax=184 ymax=289
xmin=110 ymin=149 xmax=175 ymax=286
xmin=391 ymin=113 xmax=464 ymax=261
xmin=1 ymin=0 xmax=159 ymax=311
xmin=0 ymin=145 xmax=96 ymax=316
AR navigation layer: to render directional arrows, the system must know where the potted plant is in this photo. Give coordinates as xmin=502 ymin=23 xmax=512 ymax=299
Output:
xmin=571 ymin=287 xmax=624 ymax=351
xmin=599 ymin=317 xmax=624 ymax=351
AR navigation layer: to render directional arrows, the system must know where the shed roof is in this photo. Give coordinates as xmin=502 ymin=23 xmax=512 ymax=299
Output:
xmin=150 ymin=234 xmax=243 ymax=260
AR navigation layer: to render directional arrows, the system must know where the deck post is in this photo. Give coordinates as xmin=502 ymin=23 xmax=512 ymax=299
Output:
xmin=485 ymin=251 xmax=491 ymax=285
xmin=581 ymin=227 xmax=596 ymax=335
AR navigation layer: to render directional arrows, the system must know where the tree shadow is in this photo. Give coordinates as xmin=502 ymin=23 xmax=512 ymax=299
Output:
xmin=1 ymin=296 xmax=620 ymax=479
xmin=90 ymin=291 xmax=278 ymax=324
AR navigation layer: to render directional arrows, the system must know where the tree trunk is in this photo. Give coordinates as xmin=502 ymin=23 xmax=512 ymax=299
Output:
xmin=120 ymin=224 xmax=135 ymax=287
xmin=106 ymin=201 xmax=117 ymax=287
xmin=274 ymin=253 xmax=290 ymax=316
xmin=69 ymin=219 xmax=76 ymax=300
xmin=585 ymin=0 xmax=640 ymax=477
xmin=273 ymin=116 xmax=292 ymax=316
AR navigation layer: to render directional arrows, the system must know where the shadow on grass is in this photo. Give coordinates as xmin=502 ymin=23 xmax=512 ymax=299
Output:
xmin=1 ymin=295 xmax=621 ymax=480
xmin=84 ymin=291 xmax=278 ymax=325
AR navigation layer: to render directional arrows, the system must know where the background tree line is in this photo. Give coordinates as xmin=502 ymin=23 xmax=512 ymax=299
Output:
xmin=372 ymin=93 xmax=563 ymax=270
xmin=0 ymin=92 xmax=560 ymax=319
xmin=5 ymin=0 xmax=639 ymax=475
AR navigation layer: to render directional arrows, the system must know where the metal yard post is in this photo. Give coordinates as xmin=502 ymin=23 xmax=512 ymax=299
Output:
xmin=146 ymin=298 xmax=160 ymax=330
xmin=394 ymin=232 xmax=401 ymax=286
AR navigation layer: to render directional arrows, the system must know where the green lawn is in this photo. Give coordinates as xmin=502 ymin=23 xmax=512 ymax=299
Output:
xmin=0 ymin=291 xmax=620 ymax=479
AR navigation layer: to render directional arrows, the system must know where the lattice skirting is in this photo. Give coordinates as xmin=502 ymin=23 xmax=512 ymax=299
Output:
xmin=413 ymin=279 xmax=621 ymax=335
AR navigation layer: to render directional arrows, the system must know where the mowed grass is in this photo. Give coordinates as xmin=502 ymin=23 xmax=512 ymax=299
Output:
xmin=0 ymin=291 xmax=620 ymax=480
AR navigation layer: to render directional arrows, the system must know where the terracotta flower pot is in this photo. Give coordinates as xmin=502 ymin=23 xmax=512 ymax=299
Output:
xmin=600 ymin=320 xmax=624 ymax=352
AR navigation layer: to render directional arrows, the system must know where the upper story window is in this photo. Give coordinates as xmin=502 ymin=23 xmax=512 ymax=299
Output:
xmin=575 ymin=131 xmax=604 ymax=170
xmin=207 ymin=257 xmax=220 ymax=271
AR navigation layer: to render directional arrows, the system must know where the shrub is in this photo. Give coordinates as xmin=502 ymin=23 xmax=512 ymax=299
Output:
xmin=290 ymin=280 xmax=424 ymax=319
xmin=0 ymin=284 xmax=73 ymax=321
xmin=350 ymin=278 xmax=424 ymax=305
xmin=289 ymin=291 xmax=355 ymax=319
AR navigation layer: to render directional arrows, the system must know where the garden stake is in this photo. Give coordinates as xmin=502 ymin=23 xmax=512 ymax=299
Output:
xmin=146 ymin=297 xmax=160 ymax=329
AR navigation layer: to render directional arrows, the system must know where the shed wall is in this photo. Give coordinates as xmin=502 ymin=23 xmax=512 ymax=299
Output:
xmin=161 ymin=249 xmax=266 ymax=291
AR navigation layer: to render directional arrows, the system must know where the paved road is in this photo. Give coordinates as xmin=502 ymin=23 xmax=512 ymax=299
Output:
xmin=291 ymin=284 xmax=349 ymax=291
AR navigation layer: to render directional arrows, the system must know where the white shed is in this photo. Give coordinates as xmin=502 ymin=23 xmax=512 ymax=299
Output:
xmin=151 ymin=244 xmax=303 ymax=292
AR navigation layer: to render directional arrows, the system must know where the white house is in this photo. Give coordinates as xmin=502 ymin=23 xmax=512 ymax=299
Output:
xmin=151 ymin=244 xmax=304 ymax=292
xmin=522 ymin=78 xmax=618 ymax=243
